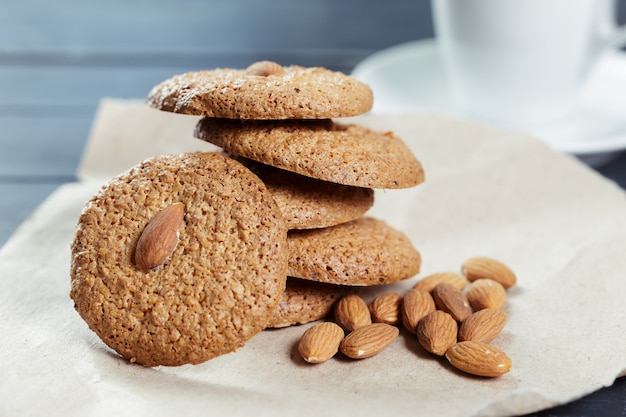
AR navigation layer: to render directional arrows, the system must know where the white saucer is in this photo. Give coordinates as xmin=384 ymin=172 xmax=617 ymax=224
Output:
xmin=352 ymin=39 xmax=626 ymax=157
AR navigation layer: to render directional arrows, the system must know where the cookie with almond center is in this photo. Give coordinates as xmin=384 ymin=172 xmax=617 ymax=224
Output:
xmin=70 ymin=152 xmax=288 ymax=367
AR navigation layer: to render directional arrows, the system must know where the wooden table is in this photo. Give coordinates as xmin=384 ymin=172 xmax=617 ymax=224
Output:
xmin=2 ymin=1 xmax=625 ymax=415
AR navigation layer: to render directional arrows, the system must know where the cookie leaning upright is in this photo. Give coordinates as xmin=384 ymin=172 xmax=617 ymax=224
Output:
xmin=70 ymin=152 xmax=288 ymax=367
xmin=146 ymin=61 xmax=374 ymax=120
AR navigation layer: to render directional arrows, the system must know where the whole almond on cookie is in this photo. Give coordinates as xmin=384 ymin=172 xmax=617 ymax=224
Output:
xmin=71 ymin=153 xmax=289 ymax=367
xmin=445 ymin=341 xmax=512 ymax=377
xmin=401 ymin=288 xmax=436 ymax=333
xmin=465 ymin=278 xmax=507 ymax=310
xmin=369 ymin=292 xmax=403 ymax=325
xmin=246 ymin=60 xmax=285 ymax=76
xmin=339 ymin=323 xmax=399 ymax=359
xmin=135 ymin=203 xmax=184 ymax=271
xmin=334 ymin=294 xmax=372 ymax=332
xmin=417 ymin=310 xmax=458 ymax=356
xmin=298 ymin=322 xmax=345 ymax=364
xmin=432 ymin=283 xmax=472 ymax=322
xmin=461 ymin=257 xmax=516 ymax=289
xmin=458 ymin=308 xmax=507 ymax=343
xmin=413 ymin=272 xmax=469 ymax=293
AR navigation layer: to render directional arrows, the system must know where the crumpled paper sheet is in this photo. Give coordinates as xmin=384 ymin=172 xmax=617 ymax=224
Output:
xmin=2 ymin=99 xmax=626 ymax=417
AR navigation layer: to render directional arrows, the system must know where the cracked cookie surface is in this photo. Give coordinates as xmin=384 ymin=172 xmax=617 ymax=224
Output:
xmin=195 ymin=119 xmax=424 ymax=189
xmin=70 ymin=152 xmax=287 ymax=367
xmin=146 ymin=62 xmax=373 ymax=119
xmin=287 ymin=217 xmax=421 ymax=286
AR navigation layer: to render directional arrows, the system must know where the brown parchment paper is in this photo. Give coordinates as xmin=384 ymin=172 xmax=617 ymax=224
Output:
xmin=2 ymin=98 xmax=626 ymax=417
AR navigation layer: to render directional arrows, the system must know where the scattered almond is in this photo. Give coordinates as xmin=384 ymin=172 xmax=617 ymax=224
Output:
xmin=458 ymin=308 xmax=507 ymax=343
xmin=298 ymin=322 xmax=345 ymax=364
xmin=297 ymin=256 xmax=517 ymax=376
xmin=413 ymin=272 xmax=469 ymax=293
xmin=461 ymin=256 xmax=516 ymax=289
xmin=334 ymin=294 xmax=372 ymax=332
xmin=369 ymin=292 xmax=403 ymax=325
xmin=135 ymin=203 xmax=184 ymax=271
xmin=445 ymin=341 xmax=512 ymax=377
xmin=432 ymin=283 xmax=472 ymax=322
xmin=416 ymin=310 xmax=458 ymax=356
xmin=465 ymin=278 xmax=507 ymax=310
xmin=401 ymin=288 xmax=436 ymax=333
xmin=339 ymin=323 xmax=399 ymax=359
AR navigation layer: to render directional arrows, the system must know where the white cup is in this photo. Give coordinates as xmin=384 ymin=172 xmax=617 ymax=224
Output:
xmin=432 ymin=0 xmax=626 ymax=129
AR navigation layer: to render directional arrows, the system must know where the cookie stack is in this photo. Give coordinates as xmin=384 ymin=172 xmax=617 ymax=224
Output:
xmin=70 ymin=61 xmax=425 ymax=367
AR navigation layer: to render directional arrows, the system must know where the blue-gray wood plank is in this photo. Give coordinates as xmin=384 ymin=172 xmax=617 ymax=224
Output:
xmin=0 ymin=0 xmax=432 ymax=52
xmin=0 ymin=0 xmax=434 ymax=180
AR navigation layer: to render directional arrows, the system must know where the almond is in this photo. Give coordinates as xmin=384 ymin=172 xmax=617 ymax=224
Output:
xmin=432 ymin=283 xmax=472 ymax=322
xmin=334 ymin=294 xmax=372 ymax=332
xmin=369 ymin=292 xmax=403 ymax=325
xmin=339 ymin=323 xmax=399 ymax=359
xmin=416 ymin=311 xmax=458 ymax=356
xmin=461 ymin=256 xmax=517 ymax=289
xmin=401 ymin=288 xmax=436 ymax=333
xmin=458 ymin=308 xmax=507 ymax=343
xmin=445 ymin=341 xmax=512 ymax=377
xmin=465 ymin=278 xmax=507 ymax=310
xmin=413 ymin=272 xmax=469 ymax=293
xmin=298 ymin=322 xmax=345 ymax=364
xmin=135 ymin=203 xmax=184 ymax=271
xmin=246 ymin=60 xmax=285 ymax=76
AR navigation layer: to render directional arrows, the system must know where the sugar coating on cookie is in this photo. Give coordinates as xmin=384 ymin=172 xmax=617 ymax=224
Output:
xmin=195 ymin=119 xmax=425 ymax=189
xmin=266 ymin=277 xmax=352 ymax=329
xmin=146 ymin=61 xmax=373 ymax=120
xmin=232 ymin=155 xmax=374 ymax=229
xmin=287 ymin=217 xmax=421 ymax=286
xmin=70 ymin=152 xmax=287 ymax=367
